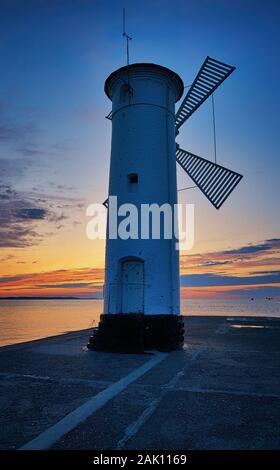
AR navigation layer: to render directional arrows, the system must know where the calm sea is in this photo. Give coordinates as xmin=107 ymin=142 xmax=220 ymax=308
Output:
xmin=0 ymin=298 xmax=279 ymax=347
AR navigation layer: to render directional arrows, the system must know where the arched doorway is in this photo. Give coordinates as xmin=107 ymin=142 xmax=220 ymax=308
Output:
xmin=121 ymin=257 xmax=144 ymax=313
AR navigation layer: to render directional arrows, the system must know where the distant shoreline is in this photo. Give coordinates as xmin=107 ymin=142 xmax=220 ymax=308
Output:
xmin=0 ymin=297 xmax=102 ymax=300
xmin=0 ymin=297 xmax=278 ymax=301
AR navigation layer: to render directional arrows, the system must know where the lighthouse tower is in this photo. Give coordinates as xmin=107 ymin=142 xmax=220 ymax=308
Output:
xmin=87 ymin=55 xmax=242 ymax=352
xmin=88 ymin=63 xmax=185 ymax=352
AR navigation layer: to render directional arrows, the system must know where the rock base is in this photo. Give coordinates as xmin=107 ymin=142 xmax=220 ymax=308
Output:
xmin=87 ymin=313 xmax=184 ymax=353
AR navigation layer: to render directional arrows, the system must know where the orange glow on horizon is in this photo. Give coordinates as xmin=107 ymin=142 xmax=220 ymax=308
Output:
xmin=0 ymin=266 xmax=278 ymax=300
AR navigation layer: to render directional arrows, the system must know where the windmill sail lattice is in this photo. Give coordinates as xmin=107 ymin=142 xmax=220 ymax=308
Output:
xmin=102 ymin=58 xmax=243 ymax=211
xmin=176 ymin=147 xmax=243 ymax=209
xmin=175 ymin=56 xmax=235 ymax=131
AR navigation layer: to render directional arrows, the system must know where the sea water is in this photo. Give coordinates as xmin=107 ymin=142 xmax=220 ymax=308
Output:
xmin=0 ymin=298 xmax=279 ymax=347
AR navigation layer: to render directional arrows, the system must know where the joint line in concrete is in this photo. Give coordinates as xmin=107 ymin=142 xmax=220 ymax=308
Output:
xmin=116 ymin=322 xmax=227 ymax=450
xmin=19 ymin=351 xmax=167 ymax=450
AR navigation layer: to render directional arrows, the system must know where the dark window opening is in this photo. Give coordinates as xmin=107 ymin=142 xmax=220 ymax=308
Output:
xmin=127 ymin=173 xmax=138 ymax=193
xmin=128 ymin=173 xmax=138 ymax=184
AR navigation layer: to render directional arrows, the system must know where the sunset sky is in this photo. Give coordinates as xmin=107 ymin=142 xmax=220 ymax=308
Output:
xmin=0 ymin=0 xmax=279 ymax=299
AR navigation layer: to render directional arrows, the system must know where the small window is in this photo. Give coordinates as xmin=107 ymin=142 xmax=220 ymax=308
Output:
xmin=127 ymin=173 xmax=138 ymax=193
xmin=128 ymin=173 xmax=138 ymax=184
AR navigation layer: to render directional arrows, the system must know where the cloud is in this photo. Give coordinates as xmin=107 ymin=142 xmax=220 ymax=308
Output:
xmin=48 ymin=212 xmax=67 ymax=223
xmin=34 ymin=282 xmax=93 ymax=289
xmin=0 ymin=184 xmax=82 ymax=248
xmin=0 ymin=263 xmax=279 ymax=299
xmin=0 ymin=275 xmax=23 ymax=283
xmin=1 ymin=235 xmax=279 ymax=298
xmin=16 ymin=208 xmax=48 ymax=220
xmin=180 ymin=284 xmax=280 ymax=299
xmin=180 ymin=271 xmax=280 ymax=287
xmin=180 ymin=238 xmax=280 ymax=278
xmin=250 ymin=270 xmax=280 ymax=276
xmin=200 ymin=260 xmax=232 ymax=267
xmin=0 ymin=184 xmax=44 ymax=247
xmin=221 ymin=285 xmax=280 ymax=297
xmin=0 ymin=268 xmax=104 ymax=298
xmin=222 ymin=239 xmax=280 ymax=255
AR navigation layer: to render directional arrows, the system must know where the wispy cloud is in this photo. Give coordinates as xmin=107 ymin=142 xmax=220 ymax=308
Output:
xmin=180 ymin=285 xmax=280 ymax=299
xmin=15 ymin=208 xmax=48 ymax=220
xmin=199 ymin=260 xmax=232 ymax=267
xmin=0 ymin=264 xmax=279 ymax=299
xmin=0 ymin=239 xmax=279 ymax=298
xmin=0 ymin=184 xmax=83 ymax=248
xmin=180 ymin=271 xmax=280 ymax=287
xmin=0 ymin=268 xmax=104 ymax=298
xmin=223 ymin=239 xmax=280 ymax=255
xmin=179 ymin=238 xmax=280 ymax=298
xmin=180 ymin=239 xmax=280 ymax=277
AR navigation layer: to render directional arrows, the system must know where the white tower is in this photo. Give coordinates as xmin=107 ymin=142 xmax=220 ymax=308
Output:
xmin=91 ymin=63 xmax=185 ymax=352
xmin=104 ymin=63 xmax=183 ymax=314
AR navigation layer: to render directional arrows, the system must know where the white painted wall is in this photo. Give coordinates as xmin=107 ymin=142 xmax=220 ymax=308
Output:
xmin=103 ymin=64 xmax=183 ymax=315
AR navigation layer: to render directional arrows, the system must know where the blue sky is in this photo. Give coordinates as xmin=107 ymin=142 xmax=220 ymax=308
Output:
xmin=0 ymin=0 xmax=279 ymax=298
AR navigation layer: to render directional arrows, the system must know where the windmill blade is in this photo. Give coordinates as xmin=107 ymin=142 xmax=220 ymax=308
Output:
xmin=175 ymin=57 xmax=235 ymax=132
xmin=176 ymin=147 xmax=243 ymax=209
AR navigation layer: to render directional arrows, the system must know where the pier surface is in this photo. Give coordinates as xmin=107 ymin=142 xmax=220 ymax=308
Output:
xmin=0 ymin=316 xmax=279 ymax=450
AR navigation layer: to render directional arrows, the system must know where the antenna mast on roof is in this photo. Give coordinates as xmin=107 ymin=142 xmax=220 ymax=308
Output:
xmin=123 ymin=7 xmax=132 ymax=65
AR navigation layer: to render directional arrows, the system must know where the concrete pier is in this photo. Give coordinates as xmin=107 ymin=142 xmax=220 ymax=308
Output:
xmin=0 ymin=316 xmax=279 ymax=450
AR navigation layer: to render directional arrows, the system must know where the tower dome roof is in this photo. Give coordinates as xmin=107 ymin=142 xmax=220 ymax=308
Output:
xmin=104 ymin=63 xmax=184 ymax=102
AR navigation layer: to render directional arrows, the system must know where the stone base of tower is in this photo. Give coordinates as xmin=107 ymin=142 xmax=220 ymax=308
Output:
xmin=87 ymin=314 xmax=184 ymax=353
